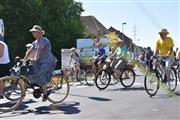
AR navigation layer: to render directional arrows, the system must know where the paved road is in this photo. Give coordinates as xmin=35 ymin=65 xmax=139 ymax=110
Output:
xmin=0 ymin=69 xmax=180 ymax=120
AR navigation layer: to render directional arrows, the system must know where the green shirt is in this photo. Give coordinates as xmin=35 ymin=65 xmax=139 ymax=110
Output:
xmin=114 ymin=46 xmax=128 ymax=61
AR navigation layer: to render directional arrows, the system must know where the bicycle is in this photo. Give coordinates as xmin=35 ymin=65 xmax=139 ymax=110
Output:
xmin=66 ymin=64 xmax=87 ymax=86
xmin=173 ymin=60 xmax=180 ymax=81
xmin=95 ymin=58 xmax=136 ymax=90
xmin=0 ymin=60 xmax=69 ymax=112
xmin=177 ymin=61 xmax=180 ymax=81
xmin=85 ymin=56 xmax=117 ymax=86
xmin=144 ymin=56 xmax=177 ymax=97
xmin=171 ymin=59 xmax=180 ymax=82
xmin=85 ymin=57 xmax=103 ymax=85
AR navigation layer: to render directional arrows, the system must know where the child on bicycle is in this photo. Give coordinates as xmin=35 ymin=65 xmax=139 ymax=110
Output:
xmin=94 ymin=42 xmax=106 ymax=70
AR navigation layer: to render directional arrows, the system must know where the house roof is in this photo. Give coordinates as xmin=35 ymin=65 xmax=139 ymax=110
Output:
xmin=81 ymin=16 xmax=109 ymax=37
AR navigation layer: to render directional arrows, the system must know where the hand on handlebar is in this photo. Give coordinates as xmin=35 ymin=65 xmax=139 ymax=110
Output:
xmin=22 ymin=59 xmax=34 ymax=66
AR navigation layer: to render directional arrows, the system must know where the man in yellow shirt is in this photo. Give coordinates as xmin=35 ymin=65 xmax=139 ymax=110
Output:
xmin=155 ymin=29 xmax=174 ymax=58
xmin=154 ymin=28 xmax=174 ymax=82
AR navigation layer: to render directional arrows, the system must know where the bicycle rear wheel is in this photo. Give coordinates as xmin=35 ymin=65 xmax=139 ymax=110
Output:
xmin=120 ymin=68 xmax=135 ymax=88
xmin=166 ymin=67 xmax=177 ymax=91
xmin=85 ymin=69 xmax=95 ymax=85
xmin=0 ymin=76 xmax=25 ymax=112
xmin=78 ymin=69 xmax=87 ymax=85
xmin=95 ymin=70 xmax=111 ymax=90
xmin=178 ymin=67 xmax=180 ymax=81
xmin=144 ymin=70 xmax=160 ymax=97
xmin=47 ymin=76 xmax=69 ymax=104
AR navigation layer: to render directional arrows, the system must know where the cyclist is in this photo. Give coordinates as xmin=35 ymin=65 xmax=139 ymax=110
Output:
xmin=154 ymin=28 xmax=174 ymax=82
xmin=93 ymin=42 xmax=106 ymax=70
xmin=69 ymin=47 xmax=82 ymax=80
xmin=145 ymin=47 xmax=154 ymax=68
xmin=127 ymin=46 xmax=135 ymax=60
xmin=0 ymin=19 xmax=10 ymax=99
xmin=0 ymin=36 xmax=10 ymax=99
xmin=110 ymin=38 xmax=128 ymax=79
xmin=138 ymin=50 xmax=146 ymax=66
xmin=24 ymin=25 xmax=57 ymax=101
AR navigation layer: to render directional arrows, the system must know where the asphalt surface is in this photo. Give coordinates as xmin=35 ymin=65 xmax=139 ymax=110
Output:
xmin=0 ymin=69 xmax=180 ymax=120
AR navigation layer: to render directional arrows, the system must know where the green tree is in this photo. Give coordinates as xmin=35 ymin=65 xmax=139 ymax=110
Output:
xmin=0 ymin=0 xmax=85 ymax=68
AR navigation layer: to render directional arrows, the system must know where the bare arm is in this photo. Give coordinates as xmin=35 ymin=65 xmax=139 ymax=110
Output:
xmin=35 ymin=44 xmax=45 ymax=60
xmin=0 ymin=43 xmax=4 ymax=58
xmin=23 ymin=47 xmax=33 ymax=60
xmin=166 ymin=47 xmax=173 ymax=56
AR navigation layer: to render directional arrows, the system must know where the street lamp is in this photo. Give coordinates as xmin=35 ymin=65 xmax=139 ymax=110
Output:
xmin=122 ymin=22 xmax=126 ymax=40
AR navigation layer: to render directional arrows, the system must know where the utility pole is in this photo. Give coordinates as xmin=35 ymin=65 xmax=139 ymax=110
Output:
xmin=122 ymin=22 xmax=126 ymax=41
xmin=132 ymin=24 xmax=137 ymax=59
xmin=133 ymin=24 xmax=137 ymax=43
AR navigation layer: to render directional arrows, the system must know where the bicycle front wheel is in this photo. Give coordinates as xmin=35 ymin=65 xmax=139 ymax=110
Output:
xmin=66 ymin=69 xmax=76 ymax=86
xmin=120 ymin=68 xmax=135 ymax=88
xmin=47 ymin=76 xmax=69 ymax=104
xmin=0 ymin=76 xmax=25 ymax=112
xmin=95 ymin=70 xmax=111 ymax=90
xmin=144 ymin=70 xmax=160 ymax=97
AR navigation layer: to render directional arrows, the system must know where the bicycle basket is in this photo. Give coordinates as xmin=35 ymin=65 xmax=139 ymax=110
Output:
xmin=19 ymin=65 xmax=34 ymax=75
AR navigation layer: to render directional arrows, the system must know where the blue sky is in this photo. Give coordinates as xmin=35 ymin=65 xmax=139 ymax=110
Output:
xmin=75 ymin=0 xmax=179 ymax=50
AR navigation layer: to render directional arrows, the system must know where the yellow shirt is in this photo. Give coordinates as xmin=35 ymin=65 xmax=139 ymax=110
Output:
xmin=155 ymin=37 xmax=174 ymax=57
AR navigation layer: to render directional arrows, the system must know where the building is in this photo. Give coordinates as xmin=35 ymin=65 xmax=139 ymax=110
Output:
xmin=108 ymin=26 xmax=132 ymax=47
xmin=81 ymin=16 xmax=109 ymax=37
xmin=80 ymin=16 xmax=141 ymax=57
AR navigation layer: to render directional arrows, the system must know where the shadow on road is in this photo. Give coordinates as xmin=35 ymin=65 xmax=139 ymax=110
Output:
xmin=175 ymin=91 xmax=180 ymax=97
xmin=106 ymin=87 xmax=145 ymax=92
xmin=56 ymin=101 xmax=80 ymax=114
xmin=69 ymin=93 xmax=111 ymax=102
xmin=150 ymin=94 xmax=172 ymax=99
xmin=120 ymin=87 xmax=145 ymax=91
xmin=16 ymin=99 xmax=37 ymax=111
xmin=0 ymin=100 xmax=80 ymax=118
xmin=34 ymin=101 xmax=80 ymax=115
xmin=88 ymin=97 xmax=111 ymax=101
xmin=0 ymin=99 xmax=36 ymax=118
xmin=135 ymin=74 xmax=144 ymax=77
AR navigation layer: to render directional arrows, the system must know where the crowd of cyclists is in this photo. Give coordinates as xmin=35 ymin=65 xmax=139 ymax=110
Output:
xmin=0 ymin=18 xmax=180 ymax=105
xmin=70 ymin=28 xmax=180 ymax=84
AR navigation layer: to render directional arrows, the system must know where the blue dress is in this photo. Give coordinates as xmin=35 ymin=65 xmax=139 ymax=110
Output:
xmin=29 ymin=36 xmax=57 ymax=86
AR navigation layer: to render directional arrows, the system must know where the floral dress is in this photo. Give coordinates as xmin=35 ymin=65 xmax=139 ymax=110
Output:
xmin=29 ymin=36 xmax=57 ymax=86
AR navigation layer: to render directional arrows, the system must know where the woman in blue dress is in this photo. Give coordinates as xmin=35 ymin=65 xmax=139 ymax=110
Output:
xmin=24 ymin=25 xmax=57 ymax=101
